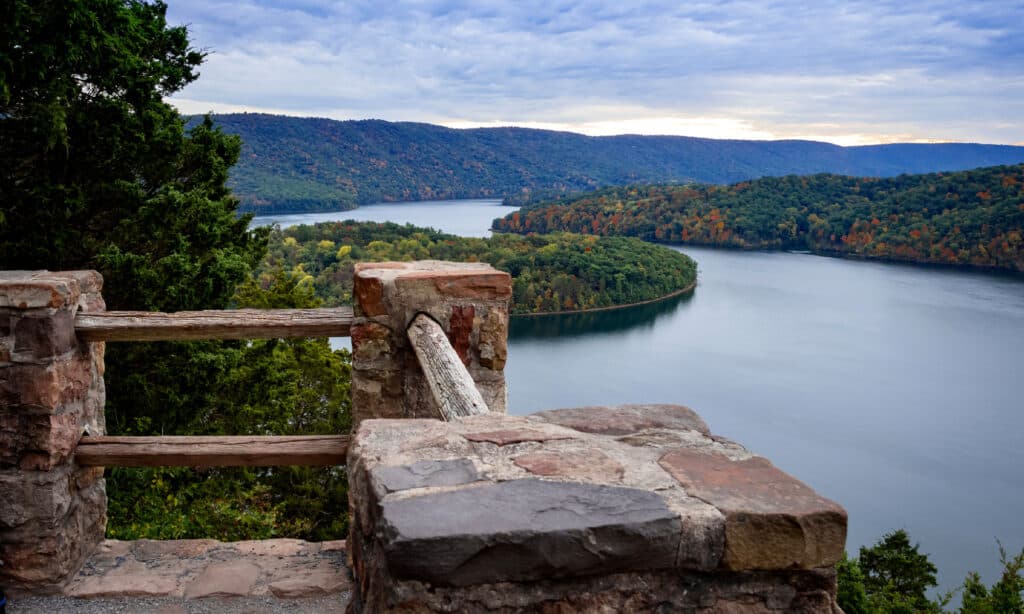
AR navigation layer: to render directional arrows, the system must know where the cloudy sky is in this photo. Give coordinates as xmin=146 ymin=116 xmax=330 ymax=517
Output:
xmin=166 ymin=0 xmax=1024 ymax=146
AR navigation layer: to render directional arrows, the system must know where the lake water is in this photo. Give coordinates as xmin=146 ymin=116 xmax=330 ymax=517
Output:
xmin=253 ymin=199 xmax=1024 ymax=594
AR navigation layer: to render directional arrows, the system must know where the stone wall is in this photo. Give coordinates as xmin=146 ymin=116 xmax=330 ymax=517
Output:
xmin=350 ymin=261 xmax=511 ymax=427
xmin=347 ymin=405 xmax=847 ymax=612
xmin=0 ymin=271 xmax=107 ymax=594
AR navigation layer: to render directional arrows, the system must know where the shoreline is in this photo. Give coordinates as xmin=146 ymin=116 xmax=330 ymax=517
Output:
xmin=512 ymin=281 xmax=697 ymax=318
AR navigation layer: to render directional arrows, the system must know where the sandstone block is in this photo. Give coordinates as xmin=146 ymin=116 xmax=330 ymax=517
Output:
xmin=184 ymin=560 xmax=260 ymax=599
xmin=463 ymin=425 xmax=575 ymax=446
xmin=0 ymin=355 xmax=93 ymax=410
xmin=477 ymin=308 xmax=507 ymax=369
xmin=13 ymin=310 xmax=77 ymax=361
xmin=514 ymin=449 xmax=625 ymax=482
xmin=659 ymin=448 xmax=847 ymax=570
xmin=268 ymin=568 xmax=350 ymax=598
xmin=0 ymin=412 xmax=81 ymax=470
xmin=532 ymin=403 xmax=710 ymax=436
xmin=353 ymin=273 xmax=386 ymax=316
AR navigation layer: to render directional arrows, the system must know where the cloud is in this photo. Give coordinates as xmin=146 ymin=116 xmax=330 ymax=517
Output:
xmin=165 ymin=0 xmax=1024 ymax=144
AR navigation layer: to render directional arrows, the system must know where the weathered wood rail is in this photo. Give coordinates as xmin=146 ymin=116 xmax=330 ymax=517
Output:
xmin=2 ymin=264 xmax=512 ymax=593
xmin=68 ymin=307 xmax=488 ymax=469
xmin=76 ymin=435 xmax=350 ymax=467
xmin=75 ymin=307 xmax=354 ymax=342
xmin=407 ymin=313 xmax=489 ymax=420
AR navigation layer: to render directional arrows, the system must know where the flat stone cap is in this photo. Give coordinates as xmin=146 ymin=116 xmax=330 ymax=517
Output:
xmin=348 ymin=404 xmax=847 ymax=586
xmin=353 ymin=261 xmax=511 ymax=318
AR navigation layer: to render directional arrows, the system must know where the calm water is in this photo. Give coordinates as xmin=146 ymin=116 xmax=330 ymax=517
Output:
xmin=250 ymin=198 xmax=504 ymax=237
xmin=253 ymin=200 xmax=1024 ymax=593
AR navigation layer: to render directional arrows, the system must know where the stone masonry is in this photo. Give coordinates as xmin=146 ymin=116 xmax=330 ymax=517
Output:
xmin=350 ymin=261 xmax=511 ymax=427
xmin=0 ymin=271 xmax=107 ymax=594
xmin=347 ymin=404 xmax=847 ymax=612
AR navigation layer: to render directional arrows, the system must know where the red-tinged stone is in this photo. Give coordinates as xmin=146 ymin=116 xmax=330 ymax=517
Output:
xmin=0 ymin=356 xmax=92 ymax=410
xmin=2 ymin=413 xmax=81 ymax=470
xmin=351 ymin=322 xmax=392 ymax=365
xmin=533 ymin=404 xmax=710 ymax=436
xmin=449 ymin=305 xmax=474 ymax=365
xmin=394 ymin=270 xmax=512 ymax=300
xmin=0 ymin=281 xmax=71 ymax=310
xmin=464 ymin=427 xmax=574 ymax=446
xmin=13 ymin=311 xmax=77 ymax=360
xmin=354 ymin=276 xmax=386 ymax=316
xmin=658 ymin=448 xmax=847 ymax=570
xmin=514 ymin=449 xmax=625 ymax=482
xmin=433 ymin=271 xmax=512 ymax=300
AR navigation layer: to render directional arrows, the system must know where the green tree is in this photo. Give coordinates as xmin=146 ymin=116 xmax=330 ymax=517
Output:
xmin=837 ymin=553 xmax=873 ymax=614
xmin=858 ymin=530 xmax=942 ymax=613
xmin=1 ymin=1 xmax=352 ymax=540
xmin=0 ymin=0 xmax=267 ymax=436
xmin=959 ymin=544 xmax=1024 ymax=614
xmin=107 ymin=269 xmax=352 ymax=541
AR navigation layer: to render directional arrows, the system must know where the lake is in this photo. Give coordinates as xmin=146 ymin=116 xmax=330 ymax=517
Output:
xmin=253 ymin=199 xmax=1024 ymax=594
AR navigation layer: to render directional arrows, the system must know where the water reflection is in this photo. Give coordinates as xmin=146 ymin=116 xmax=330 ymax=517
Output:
xmin=510 ymin=289 xmax=695 ymax=340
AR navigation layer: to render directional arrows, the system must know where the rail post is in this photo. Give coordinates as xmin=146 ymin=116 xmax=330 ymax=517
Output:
xmin=349 ymin=261 xmax=511 ymax=426
xmin=0 ymin=271 xmax=107 ymax=594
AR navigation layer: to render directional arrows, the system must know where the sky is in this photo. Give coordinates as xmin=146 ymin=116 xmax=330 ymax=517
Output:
xmin=166 ymin=0 xmax=1024 ymax=146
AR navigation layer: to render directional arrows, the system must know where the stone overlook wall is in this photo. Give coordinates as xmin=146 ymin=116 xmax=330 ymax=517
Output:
xmin=347 ymin=405 xmax=847 ymax=612
xmin=0 ymin=271 xmax=107 ymax=594
xmin=0 ymin=263 xmax=848 ymax=613
xmin=350 ymin=261 xmax=511 ymax=426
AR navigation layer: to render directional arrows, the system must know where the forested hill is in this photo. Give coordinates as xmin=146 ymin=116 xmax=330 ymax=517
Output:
xmin=493 ymin=164 xmax=1024 ymax=272
xmin=204 ymin=113 xmax=1024 ymax=214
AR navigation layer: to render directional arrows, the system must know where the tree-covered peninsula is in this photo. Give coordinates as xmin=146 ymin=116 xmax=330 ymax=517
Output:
xmin=493 ymin=164 xmax=1024 ymax=272
xmin=258 ymin=222 xmax=697 ymax=314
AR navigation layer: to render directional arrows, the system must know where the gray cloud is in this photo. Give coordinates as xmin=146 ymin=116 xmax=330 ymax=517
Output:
xmin=167 ymin=0 xmax=1024 ymax=144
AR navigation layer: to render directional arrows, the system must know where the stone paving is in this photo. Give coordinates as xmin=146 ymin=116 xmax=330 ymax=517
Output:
xmin=347 ymin=404 xmax=847 ymax=612
xmin=2 ymin=538 xmax=353 ymax=610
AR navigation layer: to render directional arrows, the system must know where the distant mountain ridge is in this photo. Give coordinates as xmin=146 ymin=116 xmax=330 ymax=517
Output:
xmin=204 ymin=113 xmax=1024 ymax=214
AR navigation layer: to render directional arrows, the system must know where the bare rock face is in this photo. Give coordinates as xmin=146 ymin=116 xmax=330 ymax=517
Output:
xmin=347 ymin=405 xmax=847 ymax=612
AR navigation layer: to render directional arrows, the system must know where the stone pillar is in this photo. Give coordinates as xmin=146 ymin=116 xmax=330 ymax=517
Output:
xmin=0 ymin=271 xmax=107 ymax=594
xmin=350 ymin=261 xmax=511 ymax=427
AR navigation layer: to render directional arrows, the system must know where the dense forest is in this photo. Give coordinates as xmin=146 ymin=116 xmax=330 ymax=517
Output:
xmin=204 ymin=114 xmax=1024 ymax=214
xmin=259 ymin=222 xmax=697 ymax=314
xmin=494 ymin=164 xmax=1024 ymax=272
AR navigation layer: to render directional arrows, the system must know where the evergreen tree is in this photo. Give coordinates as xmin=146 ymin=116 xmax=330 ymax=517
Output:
xmin=859 ymin=530 xmax=940 ymax=612
xmin=1 ymin=1 xmax=351 ymax=539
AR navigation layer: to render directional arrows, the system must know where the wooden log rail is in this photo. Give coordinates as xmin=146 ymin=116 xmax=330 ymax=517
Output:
xmin=75 ymin=307 xmax=353 ymax=342
xmin=76 ymin=435 xmax=349 ymax=467
xmin=407 ymin=313 xmax=489 ymax=420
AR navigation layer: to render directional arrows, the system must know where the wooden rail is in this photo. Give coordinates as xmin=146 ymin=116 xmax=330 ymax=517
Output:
xmin=76 ymin=435 xmax=349 ymax=467
xmin=75 ymin=307 xmax=353 ymax=342
xmin=406 ymin=313 xmax=489 ymax=420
